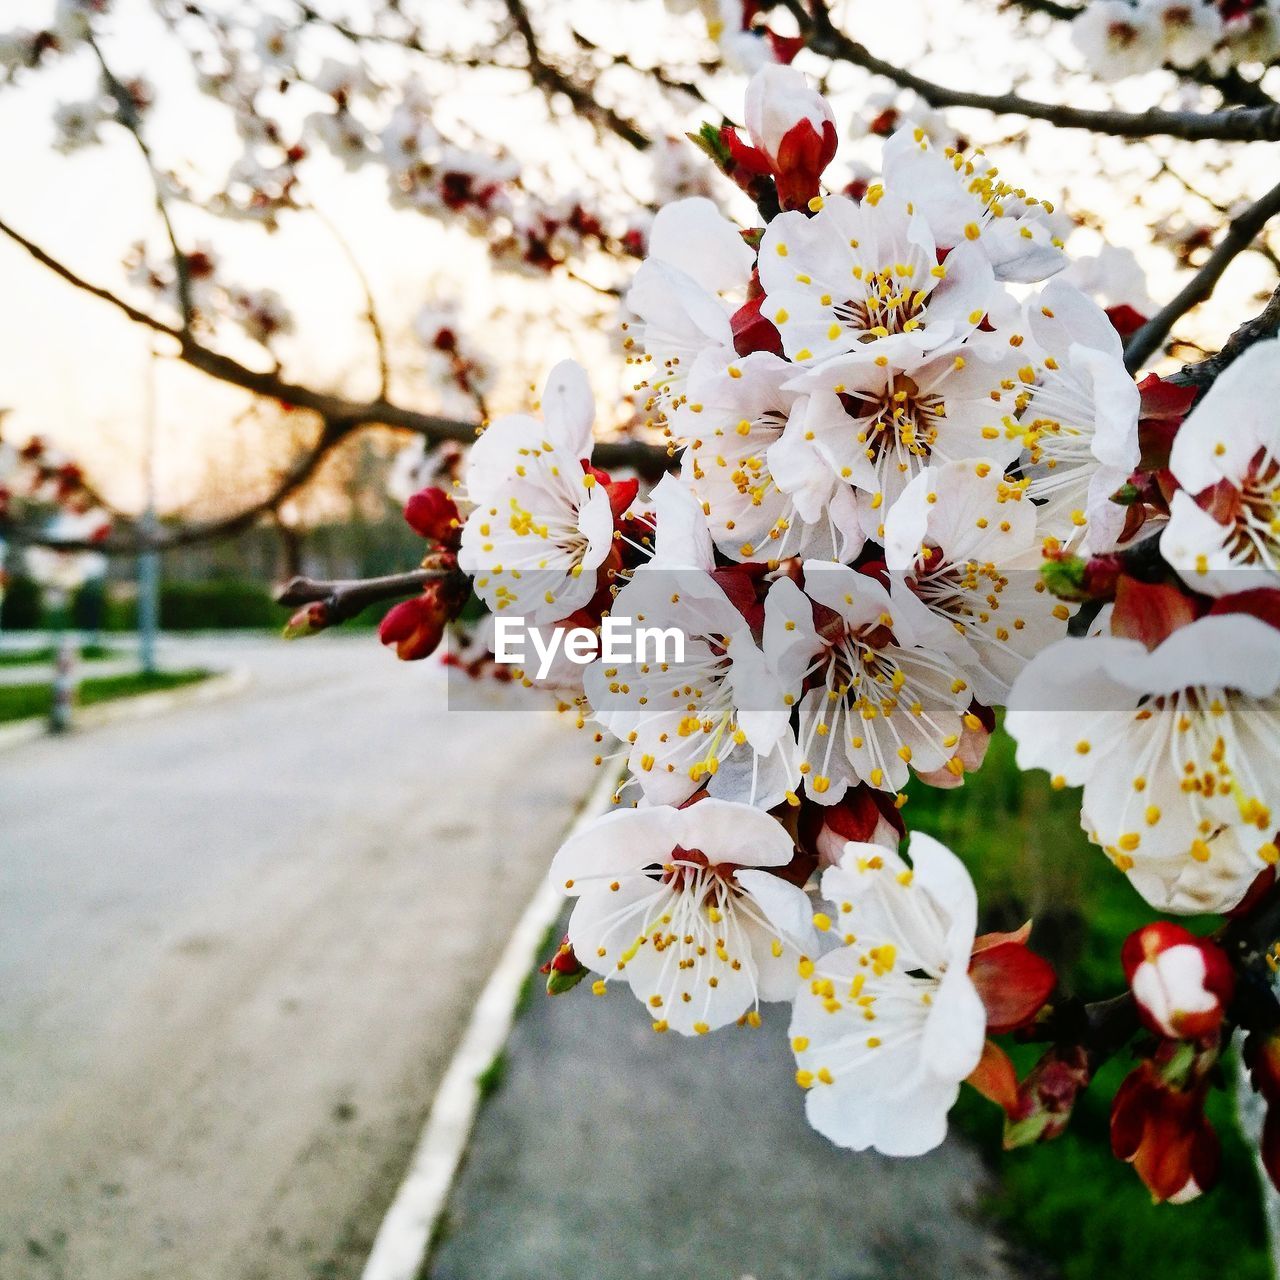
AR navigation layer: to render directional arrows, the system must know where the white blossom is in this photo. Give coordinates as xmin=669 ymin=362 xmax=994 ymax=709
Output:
xmin=671 ymin=351 xmax=863 ymax=563
xmin=585 ymin=490 xmax=801 ymax=810
xmin=458 ymin=361 xmax=615 ymax=625
xmin=790 ymin=833 xmax=985 ymax=1156
xmin=1147 ymin=0 xmax=1223 ymax=67
xmin=1006 ymin=614 xmax=1280 ymax=913
xmin=756 ymin=188 xmax=999 ymax=366
xmin=1072 ymin=0 xmax=1166 ymax=80
xmin=552 ymin=799 xmax=817 ymax=1035
xmin=772 ymin=562 xmax=973 ymax=802
xmin=626 ymin=197 xmax=753 ymax=408
xmin=883 ymin=460 xmax=1070 ymax=704
xmin=1015 ymin=279 xmax=1141 ymax=554
xmin=882 ymin=129 xmax=1069 ymax=284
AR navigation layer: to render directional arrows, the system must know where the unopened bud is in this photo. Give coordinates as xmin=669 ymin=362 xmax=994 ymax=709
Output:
xmin=743 ymin=65 xmax=838 ymax=211
xmin=283 ymin=601 xmax=330 ymax=639
xmin=1004 ymin=1044 xmax=1090 ymax=1148
xmin=378 ymin=588 xmax=447 ymax=661
xmin=539 ymin=936 xmax=588 ymax=996
xmin=403 ymin=486 xmax=461 ymax=547
xmin=1122 ymin=922 xmax=1233 ymax=1042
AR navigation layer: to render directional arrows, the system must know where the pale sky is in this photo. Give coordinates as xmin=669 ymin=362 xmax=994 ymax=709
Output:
xmin=1 ymin=0 xmax=1273 ymax=516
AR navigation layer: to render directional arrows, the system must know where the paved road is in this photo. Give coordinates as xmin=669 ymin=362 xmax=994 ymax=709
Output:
xmin=0 ymin=635 xmax=598 ymax=1280
xmin=431 ymin=938 xmax=1023 ymax=1280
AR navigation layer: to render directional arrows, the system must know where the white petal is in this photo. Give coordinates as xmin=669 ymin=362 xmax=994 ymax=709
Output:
xmin=540 ymin=360 xmax=595 ymax=457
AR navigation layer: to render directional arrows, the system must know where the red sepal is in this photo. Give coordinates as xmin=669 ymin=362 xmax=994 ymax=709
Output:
xmin=1111 ymin=576 xmax=1197 ymax=649
xmin=773 ymin=118 xmax=839 ymax=212
xmin=1208 ymin=588 xmax=1280 ymax=631
xmin=1105 ymin=303 xmax=1148 ymax=341
xmin=967 ymin=1039 xmax=1021 ymax=1115
xmin=968 ymin=938 xmax=1057 ymax=1034
xmin=731 ymin=295 xmax=784 ymax=357
xmin=1110 ymin=1062 xmax=1219 ymax=1203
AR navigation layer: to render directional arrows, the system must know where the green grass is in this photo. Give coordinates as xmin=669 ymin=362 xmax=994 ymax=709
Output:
xmin=0 ymin=644 xmax=117 ymax=667
xmin=905 ymin=727 xmax=1271 ymax=1280
xmin=0 ymin=669 xmax=212 ymax=723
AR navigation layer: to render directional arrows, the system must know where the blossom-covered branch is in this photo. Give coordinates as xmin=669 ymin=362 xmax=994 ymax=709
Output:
xmin=804 ymin=1 xmax=1280 ymax=141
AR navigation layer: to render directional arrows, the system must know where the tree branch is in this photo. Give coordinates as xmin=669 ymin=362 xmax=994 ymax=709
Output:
xmin=0 ymin=213 xmax=669 ymax=477
xmin=277 ymin=566 xmax=450 ymax=624
xmin=1124 ymin=176 xmax=1280 ymax=371
xmin=499 ymin=0 xmax=652 ymax=150
xmin=805 ymin=5 xmax=1280 ymax=142
xmin=1170 ymin=279 xmax=1280 ymax=389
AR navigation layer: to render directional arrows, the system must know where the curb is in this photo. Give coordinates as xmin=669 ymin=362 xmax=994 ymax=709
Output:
xmin=360 ymin=765 xmax=621 ymax=1280
xmin=0 ymin=665 xmax=252 ymax=753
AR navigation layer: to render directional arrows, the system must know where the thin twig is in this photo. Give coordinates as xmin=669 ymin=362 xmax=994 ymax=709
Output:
xmin=308 ymin=203 xmax=392 ymax=399
xmin=88 ymin=35 xmax=194 ymax=331
xmin=500 ymin=0 xmax=651 ymax=150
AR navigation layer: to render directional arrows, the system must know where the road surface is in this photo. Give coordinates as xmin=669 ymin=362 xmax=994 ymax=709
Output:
xmin=430 ymin=931 xmax=1024 ymax=1280
xmin=0 ymin=635 xmax=597 ymax=1280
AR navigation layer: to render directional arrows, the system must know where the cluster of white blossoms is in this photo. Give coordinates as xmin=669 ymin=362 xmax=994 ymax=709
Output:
xmin=438 ymin=65 xmax=1280 ymax=1169
xmin=447 ymin=64 xmax=1154 ymax=1157
xmin=1072 ymin=0 xmax=1280 ymax=80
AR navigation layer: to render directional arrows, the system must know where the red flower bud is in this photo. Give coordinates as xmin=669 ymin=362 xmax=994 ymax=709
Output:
xmin=539 ymin=936 xmax=588 ymax=996
xmin=1121 ymin=922 xmax=1234 ymax=1041
xmin=1004 ymin=1044 xmax=1092 ymax=1148
xmin=403 ymin=486 xmax=460 ymax=547
xmin=378 ymin=587 xmax=448 ymax=661
xmin=744 ymin=66 xmax=838 ymax=212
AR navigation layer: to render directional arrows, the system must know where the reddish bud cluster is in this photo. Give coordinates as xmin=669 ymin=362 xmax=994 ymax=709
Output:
xmin=378 ymin=574 xmax=468 ymax=662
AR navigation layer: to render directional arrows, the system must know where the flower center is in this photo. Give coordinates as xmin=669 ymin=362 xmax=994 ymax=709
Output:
xmin=842 ymin=376 xmax=945 ymax=477
xmin=836 ymin=267 xmax=927 ymax=340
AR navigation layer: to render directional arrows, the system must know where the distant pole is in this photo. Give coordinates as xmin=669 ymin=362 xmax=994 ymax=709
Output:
xmin=49 ymin=622 xmax=76 ymax=734
xmin=138 ymin=343 xmax=160 ymax=676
